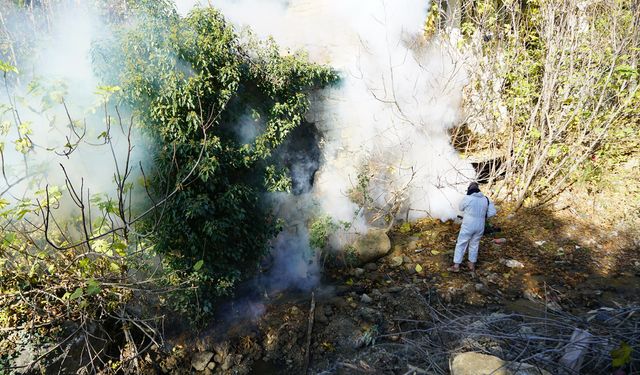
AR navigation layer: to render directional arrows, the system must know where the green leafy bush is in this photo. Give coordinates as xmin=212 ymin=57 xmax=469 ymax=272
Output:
xmin=96 ymin=3 xmax=337 ymax=307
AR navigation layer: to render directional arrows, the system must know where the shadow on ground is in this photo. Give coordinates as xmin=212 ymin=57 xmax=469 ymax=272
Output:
xmin=151 ymin=205 xmax=640 ymax=375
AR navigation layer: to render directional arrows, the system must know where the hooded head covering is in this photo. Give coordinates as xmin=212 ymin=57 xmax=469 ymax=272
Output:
xmin=466 ymin=182 xmax=481 ymax=195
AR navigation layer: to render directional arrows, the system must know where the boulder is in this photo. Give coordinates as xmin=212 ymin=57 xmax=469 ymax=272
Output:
xmin=351 ymin=229 xmax=391 ymax=265
xmin=451 ymin=352 xmax=552 ymax=375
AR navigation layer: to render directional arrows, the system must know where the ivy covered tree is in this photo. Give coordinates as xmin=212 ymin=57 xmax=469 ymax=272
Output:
xmin=96 ymin=1 xmax=336 ymax=308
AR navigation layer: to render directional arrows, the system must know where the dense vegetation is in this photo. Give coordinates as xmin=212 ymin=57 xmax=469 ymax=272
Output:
xmin=435 ymin=0 xmax=640 ymax=211
xmin=0 ymin=0 xmax=334 ymax=371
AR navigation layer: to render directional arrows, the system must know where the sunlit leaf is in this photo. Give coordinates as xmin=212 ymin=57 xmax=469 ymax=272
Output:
xmin=193 ymin=259 xmax=204 ymax=271
xmin=86 ymin=280 xmax=101 ymax=296
xmin=69 ymin=288 xmax=84 ymax=300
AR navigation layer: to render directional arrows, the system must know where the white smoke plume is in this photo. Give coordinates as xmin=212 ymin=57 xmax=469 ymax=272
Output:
xmin=173 ymin=0 xmax=475 ymax=293
xmin=0 ymin=4 xmax=147 ymax=217
xmin=189 ymin=0 xmax=475 ymax=224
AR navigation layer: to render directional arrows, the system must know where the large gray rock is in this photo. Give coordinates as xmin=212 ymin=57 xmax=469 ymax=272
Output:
xmin=351 ymin=229 xmax=391 ymax=265
xmin=451 ymin=352 xmax=551 ymax=375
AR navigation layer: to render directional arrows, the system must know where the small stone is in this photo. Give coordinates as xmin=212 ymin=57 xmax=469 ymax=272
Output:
xmin=392 ymin=244 xmax=403 ymax=254
xmin=403 ymin=256 xmax=411 ymax=263
xmin=535 ymin=240 xmax=546 ymax=246
xmin=493 ymin=238 xmax=507 ymax=244
xmin=451 ymin=352 xmax=508 ymax=375
xmin=220 ymin=355 xmax=234 ymax=371
xmin=474 ymin=283 xmax=485 ymax=292
xmin=290 ymin=306 xmax=300 ymax=315
xmin=407 ymin=238 xmax=420 ymax=251
xmin=214 ymin=354 xmax=223 ymax=364
xmin=357 ymin=306 xmax=382 ymax=322
xmin=387 ymin=286 xmax=403 ymax=293
xmin=390 ymin=256 xmax=403 ymax=267
xmin=360 ymin=294 xmax=372 ymax=303
xmin=354 ymin=268 xmax=365 ymax=277
xmin=207 ymin=362 xmax=216 ymax=370
xmin=501 ymin=258 xmax=524 ymax=268
xmin=191 ymin=352 xmax=214 ymax=372
xmin=323 ymin=305 xmax=333 ymax=316
xmin=404 ymin=263 xmax=416 ymax=274
xmin=366 ymin=271 xmax=382 ymax=281
xmin=364 ymin=263 xmax=378 ymax=271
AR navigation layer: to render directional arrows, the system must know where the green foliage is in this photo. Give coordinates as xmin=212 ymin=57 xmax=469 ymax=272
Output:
xmin=95 ymin=3 xmax=336 ymax=312
xmin=309 ymin=215 xmax=340 ymax=250
xmin=449 ymin=0 xmax=640 ymax=208
xmin=611 ymin=341 xmax=632 ymax=368
xmin=0 ymin=60 xmax=17 ymax=74
xmin=423 ymin=2 xmax=440 ymax=39
xmin=343 ymin=245 xmax=358 ymax=267
xmin=398 ymin=222 xmax=412 ymax=234
xmin=0 ymin=182 xmax=147 ymax=371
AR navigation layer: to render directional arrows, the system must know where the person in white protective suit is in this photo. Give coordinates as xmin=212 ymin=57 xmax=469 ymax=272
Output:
xmin=448 ymin=182 xmax=497 ymax=272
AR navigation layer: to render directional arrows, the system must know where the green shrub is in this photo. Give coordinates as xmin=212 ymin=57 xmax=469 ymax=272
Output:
xmin=95 ymin=2 xmax=337 ymax=311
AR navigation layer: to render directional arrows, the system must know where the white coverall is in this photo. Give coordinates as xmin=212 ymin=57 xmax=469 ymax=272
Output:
xmin=454 ymin=192 xmax=497 ymax=264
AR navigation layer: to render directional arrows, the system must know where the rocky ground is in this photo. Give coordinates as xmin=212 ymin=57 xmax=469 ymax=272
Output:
xmin=134 ymin=203 xmax=640 ymax=375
